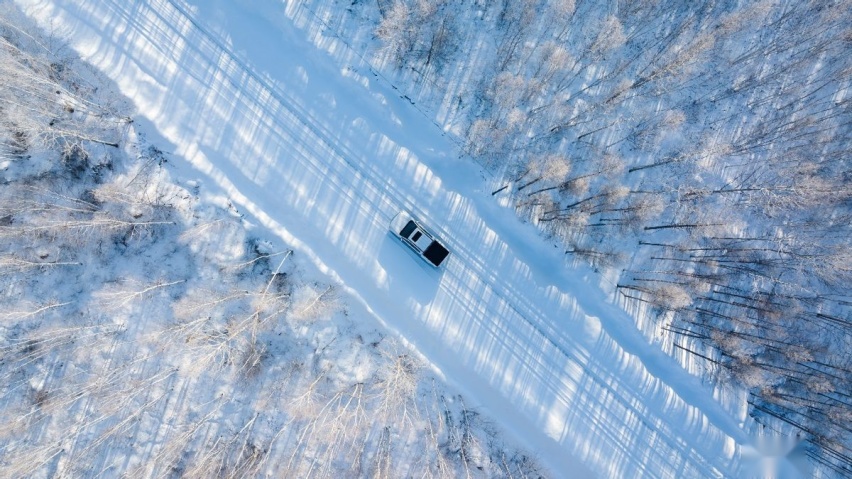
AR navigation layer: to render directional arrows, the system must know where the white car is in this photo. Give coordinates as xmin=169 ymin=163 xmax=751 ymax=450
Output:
xmin=389 ymin=211 xmax=450 ymax=268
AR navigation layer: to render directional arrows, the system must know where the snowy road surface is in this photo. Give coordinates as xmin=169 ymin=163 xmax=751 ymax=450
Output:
xmin=17 ymin=0 xmax=750 ymax=476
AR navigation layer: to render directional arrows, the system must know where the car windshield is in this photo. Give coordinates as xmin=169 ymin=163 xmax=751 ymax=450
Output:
xmin=424 ymin=242 xmax=450 ymax=266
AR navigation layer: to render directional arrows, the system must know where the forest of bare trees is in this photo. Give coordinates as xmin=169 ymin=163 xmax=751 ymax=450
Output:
xmin=367 ymin=0 xmax=851 ymax=474
xmin=0 ymin=4 xmax=542 ymax=476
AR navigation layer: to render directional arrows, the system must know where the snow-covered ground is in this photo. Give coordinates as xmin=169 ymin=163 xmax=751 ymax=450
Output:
xmin=13 ymin=0 xmax=779 ymax=476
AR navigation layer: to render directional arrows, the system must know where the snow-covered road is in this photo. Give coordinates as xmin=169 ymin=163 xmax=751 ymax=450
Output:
xmin=17 ymin=0 xmax=750 ymax=476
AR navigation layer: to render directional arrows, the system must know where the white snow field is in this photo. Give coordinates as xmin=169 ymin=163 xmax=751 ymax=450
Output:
xmin=15 ymin=0 xmax=761 ymax=476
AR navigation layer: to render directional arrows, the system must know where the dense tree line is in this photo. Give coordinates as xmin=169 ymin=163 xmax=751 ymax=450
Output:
xmin=371 ymin=0 xmax=851 ymax=473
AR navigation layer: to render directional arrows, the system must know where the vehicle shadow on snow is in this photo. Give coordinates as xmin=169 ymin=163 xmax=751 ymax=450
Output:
xmin=377 ymin=232 xmax=441 ymax=305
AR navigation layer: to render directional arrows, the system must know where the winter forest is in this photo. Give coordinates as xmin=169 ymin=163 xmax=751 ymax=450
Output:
xmin=0 ymin=0 xmax=850 ymax=477
xmin=363 ymin=0 xmax=851 ymax=474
